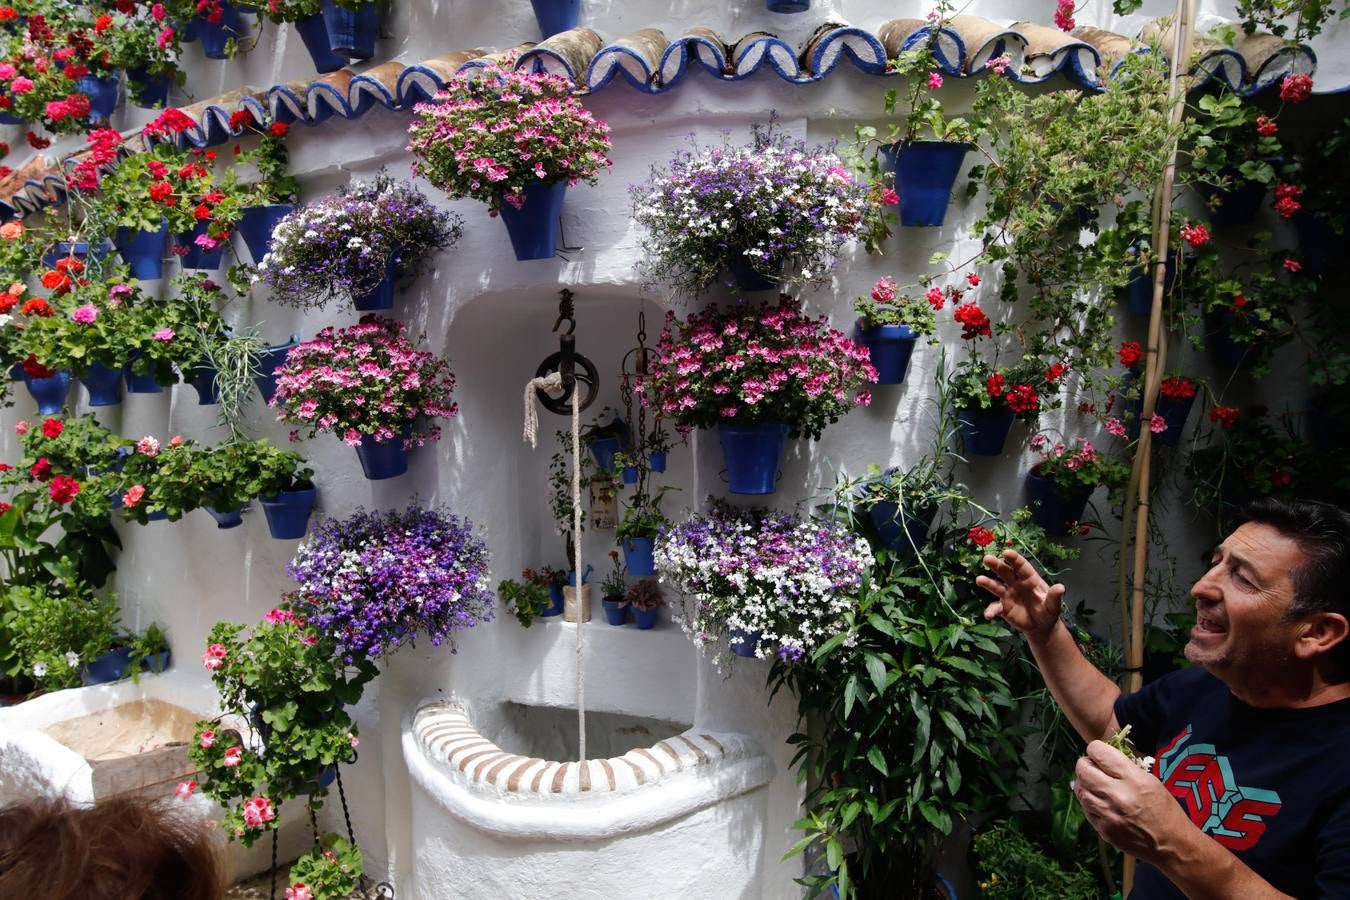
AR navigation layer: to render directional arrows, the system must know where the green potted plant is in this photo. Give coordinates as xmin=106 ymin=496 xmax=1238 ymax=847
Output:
xmin=287 ymin=834 xmax=365 ymax=900
xmin=1185 ymin=90 xmax=1284 ymax=228
xmin=196 ymin=439 xmax=311 ymax=530
xmin=621 ymin=578 xmax=665 ymax=630
xmin=229 ymin=112 xmax=302 ymax=263
xmin=599 ymin=550 xmax=627 ymax=626
xmin=99 ymin=2 xmax=185 ymax=108
xmin=116 ymin=433 xmax=205 ymax=524
xmin=10 ymin=279 xmax=138 ymax=407
xmin=851 ymin=460 xmax=954 ymax=557
xmin=254 ymin=447 xmax=317 ymax=541
xmin=2 ymin=579 xmax=119 ymax=691
xmin=946 ymin=355 xmax=1047 ymax=457
xmin=1025 ymin=433 xmax=1129 ymax=536
xmin=852 ymin=275 xmax=939 ymax=385
xmin=125 ymin=622 xmax=172 ymax=680
xmin=188 ymin=608 xmax=377 ymax=847
xmin=614 ymin=484 xmax=673 ymax=577
xmin=498 ymin=571 xmax=555 ymax=628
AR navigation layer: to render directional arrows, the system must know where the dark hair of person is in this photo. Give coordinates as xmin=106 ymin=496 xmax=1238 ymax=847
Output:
xmin=0 ymin=794 xmax=227 ymax=900
xmin=1239 ymin=497 xmax=1350 ymax=676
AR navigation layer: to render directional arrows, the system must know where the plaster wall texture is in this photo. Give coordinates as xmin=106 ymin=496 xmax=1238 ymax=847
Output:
xmin=0 ymin=1 xmax=1323 ymax=897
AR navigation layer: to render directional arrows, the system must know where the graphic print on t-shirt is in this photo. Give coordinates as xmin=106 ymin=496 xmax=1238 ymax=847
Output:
xmin=1153 ymin=725 xmax=1284 ymax=851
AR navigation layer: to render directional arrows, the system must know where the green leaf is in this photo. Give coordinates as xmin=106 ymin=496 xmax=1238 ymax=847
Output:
xmin=843 ymin=674 xmax=859 ymax=720
xmin=865 ymin=653 xmax=888 ymax=694
xmin=938 ymin=709 xmax=967 ymax=743
xmin=943 ymin=655 xmax=986 ymax=678
xmin=866 ymin=745 xmax=887 ymax=776
xmin=826 ymin=837 xmax=843 ymax=872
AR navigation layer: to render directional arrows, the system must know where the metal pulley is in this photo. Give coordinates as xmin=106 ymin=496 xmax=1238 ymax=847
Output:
xmin=535 ymin=289 xmax=599 ymax=415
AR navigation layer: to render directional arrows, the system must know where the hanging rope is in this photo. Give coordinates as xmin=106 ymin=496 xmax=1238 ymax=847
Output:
xmin=522 ymin=368 xmax=586 ymax=764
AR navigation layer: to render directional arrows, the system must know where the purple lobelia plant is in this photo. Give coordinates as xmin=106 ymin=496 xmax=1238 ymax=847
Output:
xmin=286 ymin=505 xmax=494 ymax=661
xmin=654 ymin=499 xmax=873 ymax=666
xmin=630 ymin=120 xmax=882 ymax=296
xmin=257 ymin=173 xmax=462 ymax=310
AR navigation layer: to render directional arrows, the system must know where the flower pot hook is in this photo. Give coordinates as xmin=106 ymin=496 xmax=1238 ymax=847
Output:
xmin=535 ymin=288 xmax=598 ymax=415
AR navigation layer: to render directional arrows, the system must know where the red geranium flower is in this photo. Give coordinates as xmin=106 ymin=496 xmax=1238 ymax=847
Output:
xmin=30 ymin=457 xmax=52 ymax=482
xmin=985 ymin=373 xmax=1005 ymax=397
xmin=41 ymin=417 xmax=63 ymax=439
xmin=1159 ymin=376 xmax=1196 ymax=400
xmin=967 ymin=526 xmax=996 ymax=548
xmin=48 ymin=473 xmax=79 ymax=504
xmin=270 ymin=121 xmax=289 ymax=138
xmin=22 ymin=297 xmax=54 ymax=316
xmin=1118 ymin=340 xmax=1143 ymax=369
xmin=952 ymin=302 xmax=992 ymax=340
xmin=1006 ymin=384 xmax=1040 ymax=413
xmin=1045 ymin=362 xmax=1069 ymax=383
xmin=39 ymin=271 xmax=71 ymax=292
xmin=1208 ymin=405 xmax=1240 ymax=429
xmin=1279 ymin=73 xmax=1313 ymax=104
xmin=21 ymin=355 xmax=54 ymax=379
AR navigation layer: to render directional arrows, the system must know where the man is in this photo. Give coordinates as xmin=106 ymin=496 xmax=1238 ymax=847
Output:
xmin=978 ymin=497 xmax=1350 ymax=898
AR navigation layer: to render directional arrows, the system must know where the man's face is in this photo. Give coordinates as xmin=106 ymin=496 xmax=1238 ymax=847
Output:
xmin=1186 ymin=522 xmax=1307 ymax=674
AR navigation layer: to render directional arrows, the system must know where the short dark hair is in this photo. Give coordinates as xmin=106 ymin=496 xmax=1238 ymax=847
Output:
xmin=1238 ymin=497 xmax=1350 ymax=622
xmin=0 ymin=794 xmax=226 ymax=900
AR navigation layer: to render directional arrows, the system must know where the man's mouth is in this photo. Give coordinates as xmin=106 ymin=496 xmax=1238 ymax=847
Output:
xmin=1194 ymin=613 xmax=1227 ymax=636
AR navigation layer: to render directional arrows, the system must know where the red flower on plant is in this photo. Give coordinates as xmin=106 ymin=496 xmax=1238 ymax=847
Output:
xmin=1045 ymin=362 xmax=1069 ymax=383
xmin=1279 ymin=73 xmax=1313 ymax=104
xmin=1159 ymin=376 xmax=1196 ymax=400
xmin=39 ymin=271 xmax=71 ymax=293
xmin=54 ymin=257 xmax=83 ymax=275
xmin=26 ymin=131 xmax=51 ymax=150
xmin=1208 ymin=405 xmax=1239 ymax=429
xmin=22 ymin=297 xmax=53 ymax=316
xmin=966 ymin=272 xmax=980 ymax=287
xmin=0 ymin=292 xmax=16 ymax=313
xmin=925 ymin=286 xmax=944 ymax=310
xmin=48 ymin=474 xmax=79 ymax=504
xmin=1118 ymin=340 xmax=1142 ymax=369
xmin=1232 ymin=293 xmax=1247 ymax=309
xmin=144 ymin=108 xmax=197 ymax=137
xmin=985 ymin=373 xmax=1005 ymax=397
xmin=1179 ymin=222 xmax=1210 ymax=249
xmin=0 ymin=8 xmax=16 ymax=21
xmin=148 ymin=181 xmax=173 ymax=203
xmin=1271 ymin=470 xmax=1292 ymax=487
xmin=41 ymin=418 xmax=63 ymax=439
xmin=967 ymin=526 xmax=996 ymax=548
xmin=30 ymin=457 xmax=52 ymax=482
xmin=228 ymin=109 xmax=254 ymax=131
xmin=1284 ymin=257 xmax=1302 ymax=273
xmin=952 ymin=302 xmax=991 ymax=339
xmin=193 ymin=204 xmax=211 ymax=221
xmin=270 ymin=122 xmax=289 ymax=138
xmin=21 ymin=355 xmax=53 ymax=379
xmin=94 ymin=14 xmax=113 ymax=33
xmin=1255 ymin=115 xmax=1278 ymax=137
xmin=1006 ymin=384 xmax=1040 ymax=414
xmin=1273 ymin=183 xmax=1302 ymax=219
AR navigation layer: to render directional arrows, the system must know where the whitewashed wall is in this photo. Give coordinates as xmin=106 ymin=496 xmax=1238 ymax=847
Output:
xmin=0 ymin=2 xmax=1328 ymax=897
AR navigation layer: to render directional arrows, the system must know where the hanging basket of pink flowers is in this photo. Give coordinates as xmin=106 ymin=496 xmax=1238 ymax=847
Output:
xmin=406 ymin=57 xmax=613 ymax=261
xmin=270 ymin=316 xmax=458 ymax=481
xmin=641 ymin=297 xmax=876 ymax=495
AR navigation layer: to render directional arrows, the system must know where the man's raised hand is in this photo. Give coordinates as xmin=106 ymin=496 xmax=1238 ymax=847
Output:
xmin=977 ymin=548 xmax=1065 ymax=641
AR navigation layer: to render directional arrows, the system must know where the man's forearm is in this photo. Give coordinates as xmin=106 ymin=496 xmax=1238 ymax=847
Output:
xmin=1147 ymin=821 xmax=1293 ymax=900
xmin=1027 ymin=620 xmax=1122 ymax=742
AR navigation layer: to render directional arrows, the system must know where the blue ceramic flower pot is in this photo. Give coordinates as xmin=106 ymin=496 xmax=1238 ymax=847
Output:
xmin=7 ymin=363 xmax=22 ymax=381
xmin=254 ymin=336 xmax=299 ymax=404
xmin=300 ymin=764 xmax=338 ymax=795
xmin=866 ymin=499 xmax=937 ymax=555
xmin=622 ymin=465 xmax=639 ymax=484
xmin=25 ymin=370 xmax=71 ymax=415
xmin=81 ymin=361 xmax=124 ymax=407
xmin=588 ymin=436 xmax=620 ymax=472
xmin=42 ymin=241 xmax=111 ymax=271
xmin=81 ymin=646 xmax=133 ymax=685
xmin=718 ymin=422 xmax=788 ymax=495
xmin=113 ymin=223 xmax=168 ymax=280
xmin=566 ymin=565 xmax=593 ymax=587
xmin=1205 ymin=309 xmax=1257 ymax=372
xmin=205 ymin=503 xmax=246 ymax=529
xmin=498 ymin=180 xmax=566 ymax=261
xmin=1198 ymin=178 xmax=1266 ymax=229
xmin=259 ymin=485 xmax=316 ymax=539
xmin=1122 ymin=379 xmax=1196 ymax=448
xmin=543 ymin=582 xmax=565 ymax=617
xmin=126 ymin=66 xmax=171 ymax=108
xmin=1125 ymin=255 xmax=1179 ymax=316
xmin=649 ymin=450 xmax=667 ymax=472
xmin=77 ymin=72 xmax=120 ymax=124
xmin=354 ymin=433 xmax=408 ymax=480
xmin=322 ymin=0 xmax=380 ymax=60
xmin=621 ymin=537 xmax=655 ymax=577
xmin=633 ymin=607 xmax=658 ymax=630
xmin=352 ymin=258 xmax=398 ymax=310
xmin=0 ymin=103 xmax=22 ymax=125
xmin=530 ymin=0 xmax=580 ymax=38
xmin=765 ymin=0 xmax=810 ymax=11
xmin=956 ymin=406 xmax=1015 ymax=457
xmin=1293 ymin=211 xmax=1333 ymax=276
xmin=124 ymin=352 xmax=165 ymax=394
xmin=189 ymin=361 xmax=220 ymax=405
xmin=294 ymin=13 xmax=348 ymax=72
xmin=198 ymin=0 xmax=245 ymax=59
xmin=854 ymin=322 xmax=918 ymax=385
xmin=727 ymin=256 xmax=780 ymax=292
xmin=175 ymin=221 xmax=225 ymax=270
xmin=1025 ymin=467 xmax=1093 ymax=536
xmin=880 ymin=141 xmax=972 ymax=227
xmin=237 ymin=204 xmax=294 ymax=262
xmin=602 ymin=599 xmax=627 ymax=626
xmin=730 ymin=628 xmax=762 ymax=659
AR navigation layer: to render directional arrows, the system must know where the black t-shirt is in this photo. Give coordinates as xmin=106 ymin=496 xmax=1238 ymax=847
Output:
xmin=1113 ymin=667 xmax=1350 ymax=898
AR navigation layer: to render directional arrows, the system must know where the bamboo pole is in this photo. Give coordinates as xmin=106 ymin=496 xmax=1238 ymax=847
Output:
xmin=1120 ymin=0 xmax=1195 ymax=893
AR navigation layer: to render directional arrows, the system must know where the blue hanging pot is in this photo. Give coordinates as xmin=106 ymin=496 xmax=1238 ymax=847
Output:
xmin=1198 ymin=176 xmax=1267 ymax=229
xmin=1125 ymin=252 xmax=1180 ymax=316
xmin=198 ymin=0 xmax=245 ymax=60
xmin=956 ymin=405 xmax=1015 ymax=457
xmin=24 ymin=370 xmax=71 ymax=415
xmin=765 ymin=0 xmax=810 ymax=11
xmin=205 ymin=503 xmax=247 ymax=529
xmin=77 ymin=72 xmax=121 ymax=125
xmin=622 ymin=465 xmax=639 ymax=484
xmin=649 ymin=450 xmax=667 ymax=472
xmin=498 ymin=180 xmax=566 ymax=261
xmin=1025 ymin=466 xmax=1093 ymax=536
xmin=602 ymin=599 xmax=627 ymax=626
xmin=1205 ymin=309 xmax=1257 ymax=372
xmin=321 ymin=0 xmax=380 ymax=60
xmin=81 ymin=361 xmax=124 ymax=407
xmin=866 ymin=499 xmax=937 ymax=555
xmin=730 ymin=628 xmax=762 ymax=659
xmin=633 ymin=606 xmax=658 ymax=630
xmin=543 ymin=581 xmax=565 ymax=617
xmin=189 ymin=360 xmax=220 ymax=404
xmin=1293 ymin=211 xmax=1333 ymax=276
xmin=621 ymin=537 xmax=655 ymax=577
xmin=880 ymin=141 xmax=972 ymax=227
xmin=588 ymin=435 xmax=620 ymax=472
xmin=530 ymin=0 xmax=580 ymax=38
xmin=854 ymin=322 xmax=918 ymax=385
xmin=259 ymin=485 xmax=316 ymax=539
xmin=0 ymin=97 xmax=22 ymax=125
xmin=81 ymin=646 xmax=133 ymax=686
xmin=126 ymin=66 xmax=172 ymax=108
xmin=124 ymin=352 xmax=165 ymax=394
xmin=351 ymin=257 xmax=398 ymax=310
xmin=294 ymin=13 xmax=348 ymax=73
xmin=718 ymin=422 xmax=788 ymax=495
xmin=254 ymin=335 xmax=300 ymax=404
xmin=727 ymin=256 xmax=781 ymax=292
xmin=175 ymin=221 xmax=225 ymax=270
xmin=113 ymin=222 xmax=168 ymax=280
xmin=42 ymin=241 xmax=111 ymax=271
xmin=236 ymin=203 xmax=294 ymax=262
xmin=354 ymin=432 xmax=409 ymax=480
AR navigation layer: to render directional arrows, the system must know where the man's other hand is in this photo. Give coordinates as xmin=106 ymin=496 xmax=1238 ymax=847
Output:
xmin=977 ymin=548 xmax=1065 ymax=642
